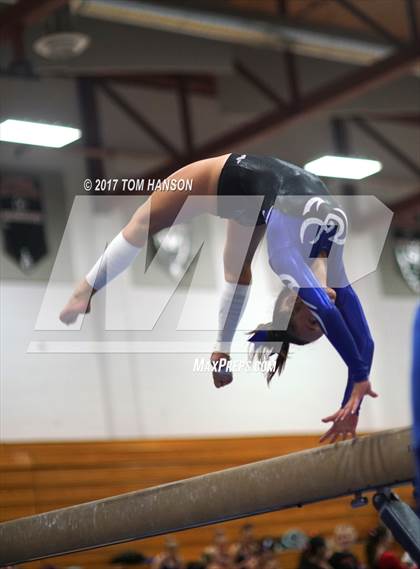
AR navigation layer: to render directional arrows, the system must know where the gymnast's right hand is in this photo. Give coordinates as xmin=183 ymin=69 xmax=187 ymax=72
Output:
xmin=210 ymin=352 xmax=233 ymax=388
xmin=59 ymin=280 xmax=94 ymax=325
xmin=339 ymin=379 xmax=378 ymax=420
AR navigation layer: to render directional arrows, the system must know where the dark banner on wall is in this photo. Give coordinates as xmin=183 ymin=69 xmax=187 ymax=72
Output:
xmin=0 ymin=172 xmax=48 ymax=272
xmin=393 ymin=228 xmax=420 ymax=295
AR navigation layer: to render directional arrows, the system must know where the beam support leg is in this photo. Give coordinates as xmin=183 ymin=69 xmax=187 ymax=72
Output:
xmin=373 ymin=490 xmax=420 ymax=564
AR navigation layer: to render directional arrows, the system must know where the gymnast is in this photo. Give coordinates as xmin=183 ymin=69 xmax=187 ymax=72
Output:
xmin=60 ymin=153 xmax=377 ymax=443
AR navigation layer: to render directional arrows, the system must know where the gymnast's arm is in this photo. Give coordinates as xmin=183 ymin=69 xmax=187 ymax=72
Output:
xmin=268 ymin=246 xmax=369 ymax=383
xmin=327 ymin=246 xmax=375 ymax=407
xmin=335 ymin=287 xmax=374 ymax=407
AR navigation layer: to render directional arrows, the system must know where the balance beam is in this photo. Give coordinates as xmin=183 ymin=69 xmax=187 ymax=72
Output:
xmin=0 ymin=427 xmax=414 ymax=566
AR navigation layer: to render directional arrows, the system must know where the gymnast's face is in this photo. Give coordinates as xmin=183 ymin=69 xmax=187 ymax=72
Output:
xmin=282 ymin=289 xmax=336 ymax=344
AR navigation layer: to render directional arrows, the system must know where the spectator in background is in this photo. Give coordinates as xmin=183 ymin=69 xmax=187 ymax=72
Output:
xmin=261 ymin=557 xmax=280 ymax=569
xmin=152 ymin=539 xmax=184 ymax=569
xmin=401 ymin=553 xmax=418 ymax=569
xmin=365 ymin=526 xmax=408 ymax=569
xmin=203 ymin=529 xmax=234 ymax=569
xmin=329 ymin=524 xmax=360 ymax=569
xmin=231 ymin=524 xmax=259 ymax=564
xmin=258 ymin=537 xmax=280 ymax=569
xmin=298 ymin=536 xmax=332 ymax=569
xmin=110 ymin=550 xmax=148 ymax=567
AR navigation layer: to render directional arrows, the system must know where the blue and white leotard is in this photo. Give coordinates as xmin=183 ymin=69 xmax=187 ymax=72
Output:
xmin=265 ymin=204 xmax=374 ymax=407
xmin=217 ymin=153 xmax=374 ymax=407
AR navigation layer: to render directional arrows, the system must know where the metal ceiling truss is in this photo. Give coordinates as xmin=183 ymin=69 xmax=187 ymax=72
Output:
xmin=77 ymin=73 xmax=217 ymax=97
xmin=97 ymin=80 xmax=181 ymax=160
xmin=176 ymin=76 xmax=194 ymax=154
xmin=76 ymin=77 xmax=105 ymax=181
xmin=0 ymin=0 xmax=69 ymax=41
xmin=331 ymin=114 xmax=420 ymax=217
xmin=73 ymin=36 xmax=419 ymax=224
xmin=136 ymin=38 xmax=420 ymax=180
xmin=350 ymin=117 xmax=420 ymax=179
xmin=334 ymin=0 xmax=403 ymax=46
xmin=406 ymin=0 xmax=419 ymax=42
xmin=234 ymin=60 xmax=289 ymax=109
xmin=358 ymin=112 xmax=420 ymax=126
xmin=330 ymin=117 xmax=356 ymax=197
xmin=1 ymin=0 xmax=418 ymax=218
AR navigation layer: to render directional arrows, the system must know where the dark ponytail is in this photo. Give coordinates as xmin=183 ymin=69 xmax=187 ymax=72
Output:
xmin=249 ymin=323 xmax=291 ymax=384
xmin=249 ymin=288 xmax=305 ymax=384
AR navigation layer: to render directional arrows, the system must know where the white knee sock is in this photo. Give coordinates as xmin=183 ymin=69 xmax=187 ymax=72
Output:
xmin=214 ymin=281 xmax=251 ymax=354
xmin=86 ymin=232 xmax=141 ymax=291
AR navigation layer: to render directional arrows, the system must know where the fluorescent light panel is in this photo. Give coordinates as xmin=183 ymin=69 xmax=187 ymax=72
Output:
xmin=0 ymin=119 xmax=81 ymax=148
xmin=304 ymin=155 xmax=382 ymax=180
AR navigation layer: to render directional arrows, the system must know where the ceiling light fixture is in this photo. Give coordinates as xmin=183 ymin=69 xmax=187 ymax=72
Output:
xmin=0 ymin=119 xmax=81 ymax=148
xmin=304 ymin=155 xmax=382 ymax=180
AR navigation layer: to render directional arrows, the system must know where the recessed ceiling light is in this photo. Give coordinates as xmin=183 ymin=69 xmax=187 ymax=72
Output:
xmin=0 ymin=119 xmax=81 ymax=148
xmin=33 ymin=32 xmax=91 ymax=61
xmin=304 ymin=155 xmax=382 ymax=180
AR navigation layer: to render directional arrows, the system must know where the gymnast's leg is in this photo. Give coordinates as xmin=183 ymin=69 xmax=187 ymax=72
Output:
xmin=60 ymin=155 xmax=229 ymax=324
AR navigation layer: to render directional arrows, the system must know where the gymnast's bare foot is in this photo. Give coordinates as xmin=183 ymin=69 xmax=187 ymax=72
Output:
xmin=59 ymin=280 xmax=94 ymax=325
xmin=211 ymin=352 xmax=233 ymax=388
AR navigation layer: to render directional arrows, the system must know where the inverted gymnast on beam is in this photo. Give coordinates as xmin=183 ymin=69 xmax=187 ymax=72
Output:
xmin=60 ymin=153 xmax=378 ymax=443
